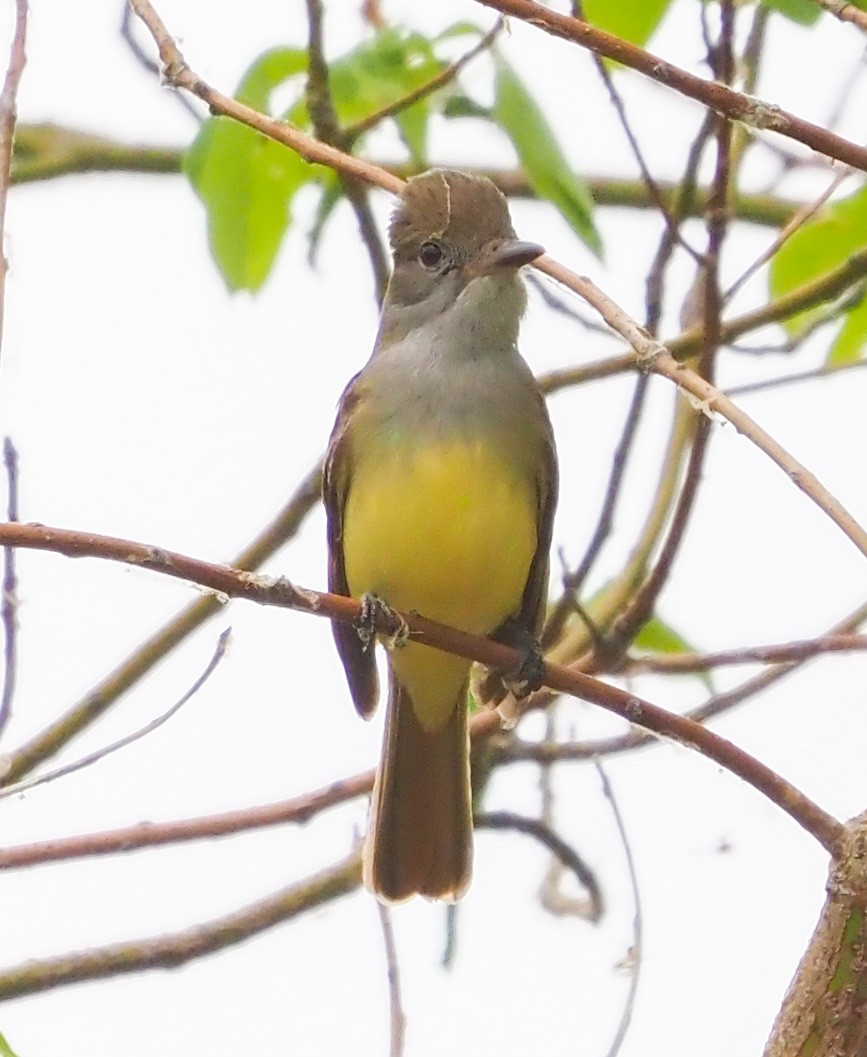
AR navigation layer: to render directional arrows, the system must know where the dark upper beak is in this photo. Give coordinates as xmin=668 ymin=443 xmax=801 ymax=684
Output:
xmin=469 ymin=239 xmax=545 ymax=277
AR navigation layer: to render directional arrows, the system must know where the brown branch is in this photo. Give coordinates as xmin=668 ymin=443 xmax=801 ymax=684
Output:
xmin=127 ymin=0 xmax=403 ymax=195
xmin=0 ymin=519 xmax=845 ymax=855
xmin=0 ymin=770 xmax=373 ymax=870
xmin=539 ymin=246 xmax=867 ymax=393
xmin=473 ymin=0 xmax=867 ymax=172
xmin=8 ymin=126 xmax=802 ymax=228
xmin=811 ymin=0 xmax=867 ymax=30
xmin=628 ymin=633 xmax=867 ymax=674
xmin=477 ymin=810 xmax=603 ymax=917
xmin=0 ymin=0 xmax=27 ymax=363
xmin=0 ymin=852 xmax=361 ymax=1000
xmin=0 ymin=437 xmax=19 ymax=739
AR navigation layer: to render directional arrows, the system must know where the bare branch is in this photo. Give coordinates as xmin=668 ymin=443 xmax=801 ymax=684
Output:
xmin=0 ymin=770 xmax=373 ymax=870
xmin=375 ymin=902 xmax=406 ymax=1057
xmin=473 ymin=0 xmax=867 ymax=172
xmin=628 ymin=633 xmax=867 ymax=674
xmin=0 ymin=519 xmax=845 ymax=855
xmin=0 ymin=852 xmax=361 ymax=999
xmin=0 ymin=629 xmax=231 ymax=801
xmin=595 ymin=761 xmax=642 ymax=1057
xmin=0 ymin=437 xmax=19 ymax=739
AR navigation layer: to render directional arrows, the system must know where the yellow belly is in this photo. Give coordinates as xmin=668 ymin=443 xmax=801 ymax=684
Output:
xmin=343 ymin=438 xmax=538 ymax=729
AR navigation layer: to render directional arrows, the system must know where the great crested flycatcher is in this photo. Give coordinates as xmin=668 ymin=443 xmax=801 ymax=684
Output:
xmin=324 ymin=169 xmax=558 ymax=903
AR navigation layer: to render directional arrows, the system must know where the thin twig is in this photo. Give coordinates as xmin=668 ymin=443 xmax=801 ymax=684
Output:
xmin=344 ymin=19 xmax=505 ymax=141
xmin=811 ymin=0 xmax=867 ymax=31
xmin=535 ymin=257 xmax=867 ymax=564
xmin=1 ymin=458 xmax=322 ymax=784
xmin=497 ymin=597 xmax=867 ymax=768
xmin=594 ymin=760 xmax=642 ymax=1057
xmin=726 ymin=358 xmax=867 ymax=398
xmin=725 ymin=164 xmax=853 ymax=303
xmin=0 ymin=0 xmax=27 ymax=365
xmin=476 ymin=811 xmax=603 ymax=916
xmin=539 ymin=246 xmax=867 ymax=393
xmin=304 ymin=0 xmax=390 ymax=299
xmin=0 ymin=768 xmax=373 ymax=869
xmin=0 ymin=437 xmax=18 ymax=740
xmin=628 ymin=632 xmax=867 ymax=674
xmin=473 ymin=0 xmax=867 ymax=172
xmin=571 ymin=0 xmax=689 ymax=256
xmin=376 ymin=902 xmax=406 ymax=1057
xmin=127 ymin=0 xmax=403 ymax=194
xmin=0 ymin=852 xmax=361 ymax=999
xmin=645 ymin=111 xmax=715 ymax=335
xmin=119 ymin=2 xmax=201 ymax=121
xmin=542 ymin=373 xmax=650 ymax=649
xmin=0 ymin=629 xmax=230 ymax=801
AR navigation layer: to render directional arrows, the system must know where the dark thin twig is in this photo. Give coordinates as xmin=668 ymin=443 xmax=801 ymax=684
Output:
xmin=344 ymin=19 xmax=504 ymax=142
xmin=572 ymin=1 xmax=695 ymax=259
xmin=305 ymin=0 xmax=390 ymax=301
xmin=376 ymin=902 xmax=406 ymax=1057
xmin=628 ymin=632 xmax=867 ymax=674
xmin=537 ymin=710 xmax=603 ymax=919
xmin=595 ymin=760 xmax=642 ymax=1057
xmin=592 ymin=6 xmax=735 ymax=668
xmin=645 ymin=111 xmax=715 ymax=335
xmin=119 ymin=2 xmax=201 ymax=121
xmin=0 ymin=628 xmax=231 ymax=801
xmin=542 ymin=374 xmax=649 ymax=649
xmin=0 ymin=437 xmax=18 ymax=739
xmin=526 ymin=272 xmax=614 ymax=336
xmin=1 ymin=458 xmax=322 ymax=785
xmin=726 ymin=358 xmax=867 ymax=398
xmin=476 ymin=810 xmax=603 ymax=915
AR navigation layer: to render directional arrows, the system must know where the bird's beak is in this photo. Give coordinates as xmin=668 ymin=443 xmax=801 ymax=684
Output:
xmin=468 ymin=239 xmax=545 ymax=277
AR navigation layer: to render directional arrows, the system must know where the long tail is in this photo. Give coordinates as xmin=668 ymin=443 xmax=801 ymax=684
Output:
xmin=364 ymin=668 xmax=473 ymax=903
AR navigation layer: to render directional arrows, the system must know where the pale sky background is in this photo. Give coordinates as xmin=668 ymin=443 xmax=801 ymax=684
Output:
xmin=0 ymin=2 xmax=865 ymax=1055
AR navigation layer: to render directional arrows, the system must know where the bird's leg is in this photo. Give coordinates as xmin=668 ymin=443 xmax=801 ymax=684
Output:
xmin=357 ymin=593 xmax=409 ymax=651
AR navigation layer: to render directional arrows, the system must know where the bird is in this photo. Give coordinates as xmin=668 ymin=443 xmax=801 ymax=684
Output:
xmin=324 ymin=168 xmax=558 ymax=902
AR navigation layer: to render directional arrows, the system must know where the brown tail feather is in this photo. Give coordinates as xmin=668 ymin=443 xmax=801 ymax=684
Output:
xmin=364 ymin=669 xmax=472 ymax=903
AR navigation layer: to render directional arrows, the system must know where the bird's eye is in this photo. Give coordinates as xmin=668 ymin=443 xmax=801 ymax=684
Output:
xmin=418 ymin=241 xmax=444 ymax=270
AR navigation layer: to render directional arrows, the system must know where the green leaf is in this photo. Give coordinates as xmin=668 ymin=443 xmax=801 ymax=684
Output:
xmin=434 ymin=21 xmax=487 ymax=42
xmin=829 ymin=288 xmax=867 ymax=366
xmin=769 ymin=184 xmax=867 ymax=364
xmin=0 ymin=1032 xmax=21 ymax=1057
xmin=183 ymin=48 xmax=310 ymax=292
xmin=442 ymin=94 xmax=492 ymax=120
xmin=634 ymin=615 xmax=713 ymax=690
xmin=328 ymin=29 xmax=443 ymax=163
xmin=761 ymin=0 xmax=822 ymax=25
xmin=578 ymin=0 xmax=671 ymax=47
xmin=306 ymin=171 xmax=343 ymax=267
xmin=494 ymin=60 xmax=602 ymax=257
